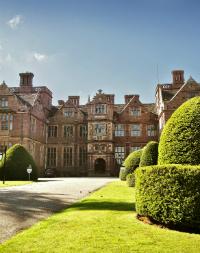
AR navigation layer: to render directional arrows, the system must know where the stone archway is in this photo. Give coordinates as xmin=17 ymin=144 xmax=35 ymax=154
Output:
xmin=94 ymin=158 xmax=106 ymax=174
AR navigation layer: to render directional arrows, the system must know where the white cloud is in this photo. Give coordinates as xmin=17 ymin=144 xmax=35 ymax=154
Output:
xmin=0 ymin=44 xmax=2 ymax=50
xmin=7 ymin=15 xmax=23 ymax=29
xmin=33 ymin=52 xmax=47 ymax=62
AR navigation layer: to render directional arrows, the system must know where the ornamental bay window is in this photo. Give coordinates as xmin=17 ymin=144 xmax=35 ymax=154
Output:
xmin=95 ymin=104 xmax=106 ymax=114
xmin=147 ymin=124 xmax=156 ymax=137
xmin=0 ymin=97 xmax=8 ymax=108
xmin=115 ymin=124 xmax=125 ymax=137
xmin=130 ymin=107 xmax=141 ymax=116
xmin=47 ymin=147 xmax=57 ymax=167
xmin=131 ymin=124 xmax=141 ymax=136
xmin=63 ymin=146 xmax=73 ymax=167
xmin=48 ymin=125 xmax=57 ymax=137
xmin=94 ymin=123 xmax=106 ymax=136
xmin=115 ymin=146 xmax=125 ymax=165
xmin=63 ymin=125 xmax=74 ymax=138
xmin=0 ymin=114 xmax=13 ymax=130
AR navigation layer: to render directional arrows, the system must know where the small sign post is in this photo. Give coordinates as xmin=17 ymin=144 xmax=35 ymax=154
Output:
xmin=27 ymin=165 xmax=32 ymax=181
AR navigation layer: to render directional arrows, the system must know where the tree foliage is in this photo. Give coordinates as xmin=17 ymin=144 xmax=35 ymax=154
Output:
xmin=0 ymin=144 xmax=38 ymax=180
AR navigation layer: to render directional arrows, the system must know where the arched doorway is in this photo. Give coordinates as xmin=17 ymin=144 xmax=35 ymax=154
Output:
xmin=94 ymin=158 xmax=106 ymax=174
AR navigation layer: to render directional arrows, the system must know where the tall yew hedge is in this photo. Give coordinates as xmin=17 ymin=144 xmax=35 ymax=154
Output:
xmin=0 ymin=144 xmax=38 ymax=180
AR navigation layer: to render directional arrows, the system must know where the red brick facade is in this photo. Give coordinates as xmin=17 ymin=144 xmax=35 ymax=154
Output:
xmin=155 ymin=70 xmax=200 ymax=132
xmin=0 ymin=70 xmax=197 ymax=176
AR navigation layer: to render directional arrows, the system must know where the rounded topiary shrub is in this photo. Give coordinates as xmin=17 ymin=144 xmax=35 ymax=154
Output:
xmin=123 ymin=149 xmax=143 ymax=178
xmin=126 ymin=172 xmax=135 ymax=187
xmin=139 ymin=141 xmax=158 ymax=167
xmin=119 ymin=167 xmax=126 ymax=181
xmin=158 ymin=97 xmax=200 ymax=165
xmin=135 ymin=165 xmax=200 ymax=228
xmin=0 ymin=144 xmax=38 ymax=180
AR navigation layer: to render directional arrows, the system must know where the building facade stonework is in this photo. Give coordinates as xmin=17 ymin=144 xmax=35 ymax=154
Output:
xmin=0 ymin=70 xmax=198 ymax=176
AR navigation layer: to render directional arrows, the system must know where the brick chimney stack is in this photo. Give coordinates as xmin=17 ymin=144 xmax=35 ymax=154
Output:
xmin=19 ymin=72 xmax=34 ymax=87
xmin=68 ymin=96 xmax=80 ymax=106
xmin=172 ymin=70 xmax=184 ymax=88
xmin=125 ymin=95 xmax=139 ymax=104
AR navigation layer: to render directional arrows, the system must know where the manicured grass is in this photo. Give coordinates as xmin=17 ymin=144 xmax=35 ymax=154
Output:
xmin=1 ymin=181 xmax=200 ymax=252
xmin=0 ymin=181 xmax=32 ymax=188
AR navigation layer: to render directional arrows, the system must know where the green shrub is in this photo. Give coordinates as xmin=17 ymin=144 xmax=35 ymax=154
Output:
xmin=119 ymin=167 xmax=126 ymax=181
xmin=158 ymin=96 xmax=200 ymax=165
xmin=139 ymin=141 xmax=158 ymax=167
xmin=126 ymin=173 xmax=135 ymax=187
xmin=123 ymin=149 xmax=143 ymax=177
xmin=0 ymin=144 xmax=38 ymax=180
xmin=135 ymin=164 xmax=200 ymax=228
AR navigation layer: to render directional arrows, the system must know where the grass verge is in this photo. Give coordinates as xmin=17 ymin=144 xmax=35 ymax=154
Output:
xmin=0 ymin=181 xmax=32 ymax=188
xmin=0 ymin=181 xmax=200 ymax=253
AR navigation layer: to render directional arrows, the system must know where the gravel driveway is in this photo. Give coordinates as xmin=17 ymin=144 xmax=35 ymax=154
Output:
xmin=0 ymin=177 xmax=116 ymax=243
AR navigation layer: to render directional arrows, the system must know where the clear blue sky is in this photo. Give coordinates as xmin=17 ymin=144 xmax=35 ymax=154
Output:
xmin=0 ymin=0 xmax=199 ymax=104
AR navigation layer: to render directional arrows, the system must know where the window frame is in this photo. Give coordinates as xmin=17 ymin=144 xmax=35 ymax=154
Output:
xmin=63 ymin=125 xmax=74 ymax=138
xmin=115 ymin=146 xmax=125 ymax=165
xmin=130 ymin=107 xmax=141 ymax=117
xmin=63 ymin=146 xmax=73 ymax=167
xmin=115 ymin=124 xmax=125 ymax=137
xmin=147 ymin=124 xmax=156 ymax=137
xmin=48 ymin=125 xmax=58 ymax=137
xmin=47 ymin=147 xmax=57 ymax=167
xmin=130 ymin=124 xmax=141 ymax=137
xmin=95 ymin=104 xmax=107 ymax=114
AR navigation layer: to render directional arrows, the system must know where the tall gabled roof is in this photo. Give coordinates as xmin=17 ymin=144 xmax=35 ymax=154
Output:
xmin=169 ymin=76 xmax=200 ymax=102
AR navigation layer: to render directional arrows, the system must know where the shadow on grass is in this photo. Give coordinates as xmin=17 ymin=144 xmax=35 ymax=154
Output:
xmin=72 ymin=200 xmax=135 ymax=212
xmin=137 ymin=214 xmax=200 ymax=235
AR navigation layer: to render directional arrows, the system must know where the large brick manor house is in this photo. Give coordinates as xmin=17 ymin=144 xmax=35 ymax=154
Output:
xmin=0 ymin=70 xmax=199 ymax=176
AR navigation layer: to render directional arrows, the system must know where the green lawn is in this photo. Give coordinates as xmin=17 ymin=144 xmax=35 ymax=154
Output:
xmin=0 ymin=181 xmax=32 ymax=188
xmin=1 ymin=181 xmax=200 ymax=253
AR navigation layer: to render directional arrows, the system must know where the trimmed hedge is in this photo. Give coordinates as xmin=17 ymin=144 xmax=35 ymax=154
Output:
xmin=119 ymin=167 xmax=126 ymax=181
xmin=123 ymin=149 xmax=143 ymax=177
xmin=126 ymin=173 xmax=135 ymax=187
xmin=135 ymin=164 xmax=200 ymax=228
xmin=139 ymin=141 xmax=158 ymax=167
xmin=0 ymin=144 xmax=38 ymax=180
xmin=158 ymin=96 xmax=200 ymax=165
xmin=120 ymin=149 xmax=143 ymax=181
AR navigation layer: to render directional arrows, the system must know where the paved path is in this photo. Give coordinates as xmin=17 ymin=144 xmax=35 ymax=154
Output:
xmin=0 ymin=177 xmax=116 ymax=243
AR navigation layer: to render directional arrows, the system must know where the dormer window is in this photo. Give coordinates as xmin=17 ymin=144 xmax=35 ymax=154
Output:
xmin=64 ymin=109 xmax=74 ymax=117
xmin=130 ymin=107 xmax=141 ymax=116
xmin=0 ymin=98 xmax=8 ymax=108
xmin=95 ymin=104 xmax=106 ymax=114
